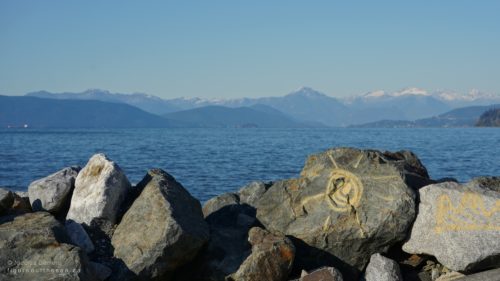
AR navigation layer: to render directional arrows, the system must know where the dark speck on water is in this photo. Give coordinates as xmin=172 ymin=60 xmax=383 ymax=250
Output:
xmin=0 ymin=128 xmax=498 ymax=202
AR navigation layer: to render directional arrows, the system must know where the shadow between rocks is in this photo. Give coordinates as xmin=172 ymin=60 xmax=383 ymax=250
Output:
xmin=287 ymin=236 xmax=361 ymax=281
xmin=83 ymin=218 xmax=138 ymax=281
xmin=174 ymin=203 xmax=257 ymax=281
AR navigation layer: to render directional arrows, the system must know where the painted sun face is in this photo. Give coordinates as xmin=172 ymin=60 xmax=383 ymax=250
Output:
xmin=325 ymin=169 xmax=364 ymax=212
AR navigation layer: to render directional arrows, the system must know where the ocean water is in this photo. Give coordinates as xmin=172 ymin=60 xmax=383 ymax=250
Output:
xmin=0 ymin=128 xmax=498 ymax=202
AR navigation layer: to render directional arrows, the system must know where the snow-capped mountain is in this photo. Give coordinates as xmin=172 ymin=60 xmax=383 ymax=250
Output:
xmin=347 ymin=87 xmax=500 ymax=118
xmin=346 ymin=87 xmax=451 ymax=120
xmin=431 ymin=89 xmax=500 ymax=107
xmin=354 ymin=87 xmax=500 ymax=103
xmin=392 ymin=87 xmax=430 ymax=97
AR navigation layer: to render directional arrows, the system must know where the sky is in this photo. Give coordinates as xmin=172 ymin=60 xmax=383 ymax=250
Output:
xmin=1 ymin=1 xmax=499 ymax=98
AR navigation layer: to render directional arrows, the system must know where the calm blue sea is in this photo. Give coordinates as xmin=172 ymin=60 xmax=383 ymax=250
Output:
xmin=0 ymin=128 xmax=498 ymax=202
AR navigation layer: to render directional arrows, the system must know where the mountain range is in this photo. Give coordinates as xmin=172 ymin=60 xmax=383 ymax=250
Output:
xmin=7 ymin=87 xmax=500 ymax=128
xmin=26 ymin=87 xmax=500 ymax=126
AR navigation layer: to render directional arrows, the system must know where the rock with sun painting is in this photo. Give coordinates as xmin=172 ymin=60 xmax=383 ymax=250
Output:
xmin=256 ymin=147 xmax=423 ymax=277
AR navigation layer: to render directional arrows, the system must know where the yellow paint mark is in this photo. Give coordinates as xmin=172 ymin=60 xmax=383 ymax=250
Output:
xmin=434 ymin=192 xmax=500 ymax=234
xmin=355 ymin=211 xmax=367 ymax=238
xmin=326 ymin=169 xmax=363 ymax=212
xmin=300 ymin=169 xmax=364 ymax=213
xmin=328 ymin=152 xmax=339 ymax=169
xmin=323 ymin=216 xmax=331 ymax=231
xmin=374 ymin=193 xmax=394 ymax=202
xmin=352 ymin=153 xmax=364 ymax=169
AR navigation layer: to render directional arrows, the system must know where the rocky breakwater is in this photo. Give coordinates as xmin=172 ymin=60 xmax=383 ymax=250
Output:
xmin=0 ymin=147 xmax=499 ymax=281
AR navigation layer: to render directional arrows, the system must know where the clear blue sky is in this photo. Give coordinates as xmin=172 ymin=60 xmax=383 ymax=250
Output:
xmin=1 ymin=1 xmax=499 ymax=98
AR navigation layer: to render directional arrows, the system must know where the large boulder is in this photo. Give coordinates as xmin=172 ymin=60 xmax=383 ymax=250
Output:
xmin=228 ymin=227 xmax=295 ymax=281
xmin=66 ymin=154 xmax=131 ymax=226
xmin=402 ymin=179 xmax=500 ymax=272
xmin=364 ymin=253 xmax=403 ymax=281
xmin=0 ymin=212 xmax=97 ymax=280
xmin=256 ymin=148 xmax=421 ymax=276
xmin=28 ymin=166 xmax=80 ymax=215
xmin=111 ymin=168 xmax=209 ymax=280
xmin=0 ymin=188 xmax=14 ymax=216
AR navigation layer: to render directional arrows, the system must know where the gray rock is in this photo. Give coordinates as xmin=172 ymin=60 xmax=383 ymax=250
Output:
xmin=65 ymin=220 xmax=95 ymax=253
xmin=14 ymin=191 xmax=29 ymax=198
xmin=436 ymin=272 xmax=465 ymax=281
xmin=111 ymin=168 xmax=209 ymax=279
xmin=402 ymin=180 xmax=500 ymax=272
xmin=67 ymin=154 xmax=131 ymax=226
xmin=468 ymin=176 xmax=500 ymax=192
xmin=0 ymin=212 xmax=97 ymax=281
xmin=202 ymin=192 xmax=239 ymax=217
xmin=299 ymin=267 xmax=344 ymax=281
xmin=256 ymin=148 xmax=419 ymax=277
xmin=10 ymin=193 xmax=32 ymax=215
xmin=0 ymin=188 xmax=14 ymax=216
xmin=453 ymin=268 xmax=500 ymax=281
xmin=228 ymin=227 xmax=295 ymax=281
xmin=364 ymin=253 xmax=403 ymax=281
xmin=238 ymin=181 xmax=271 ymax=207
xmin=28 ymin=166 xmax=80 ymax=215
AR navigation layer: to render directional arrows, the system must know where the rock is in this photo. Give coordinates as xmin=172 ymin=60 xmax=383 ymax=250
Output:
xmin=28 ymin=166 xmax=80 ymax=215
xmin=228 ymin=227 xmax=295 ymax=281
xmin=0 ymin=188 xmax=14 ymax=216
xmin=256 ymin=148 xmax=419 ymax=276
xmin=382 ymin=150 xmax=433 ymax=189
xmin=111 ymin=168 xmax=209 ymax=279
xmin=468 ymin=176 xmax=500 ymax=192
xmin=435 ymin=271 xmax=465 ymax=281
xmin=402 ymin=180 xmax=500 ymax=272
xmin=14 ymin=191 xmax=29 ymax=197
xmin=299 ymin=267 xmax=344 ymax=281
xmin=202 ymin=192 xmax=239 ymax=217
xmin=421 ymin=260 xmax=454 ymax=281
xmin=0 ymin=212 xmax=97 ymax=280
xmin=364 ymin=253 xmax=403 ymax=281
xmin=65 ymin=220 xmax=95 ymax=253
xmin=89 ymin=262 xmax=112 ymax=281
xmin=10 ymin=193 xmax=32 ymax=215
xmin=452 ymin=268 xmax=500 ymax=281
xmin=238 ymin=181 xmax=271 ymax=207
xmin=67 ymin=154 xmax=131 ymax=226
